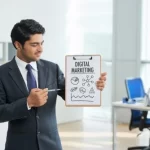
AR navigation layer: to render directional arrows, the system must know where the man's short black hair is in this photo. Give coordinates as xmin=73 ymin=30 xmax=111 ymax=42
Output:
xmin=11 ymin=19 xmax=45 ymax=48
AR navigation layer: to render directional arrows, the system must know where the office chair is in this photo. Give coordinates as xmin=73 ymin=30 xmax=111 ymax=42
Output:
xmin=125 ymin=77 xmax=150 ymax=150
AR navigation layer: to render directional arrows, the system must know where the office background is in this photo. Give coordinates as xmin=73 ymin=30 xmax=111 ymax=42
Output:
xmin=0 ymin=0 xmax=149 ymax=149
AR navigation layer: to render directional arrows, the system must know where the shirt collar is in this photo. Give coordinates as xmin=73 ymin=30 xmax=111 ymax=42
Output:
xmin=15 ymin=56 xmax=38 ymax=71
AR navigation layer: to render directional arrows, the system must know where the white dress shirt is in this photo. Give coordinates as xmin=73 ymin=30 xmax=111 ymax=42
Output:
xmin=15 ymin=56 xmax=38 ymax=109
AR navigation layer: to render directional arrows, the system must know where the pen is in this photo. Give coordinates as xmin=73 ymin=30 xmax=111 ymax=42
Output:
xmin=48 ymin=89 xmax=61 ymax=92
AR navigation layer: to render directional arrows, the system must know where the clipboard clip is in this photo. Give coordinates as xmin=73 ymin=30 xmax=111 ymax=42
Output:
xmin=73 ymin=56 xmax=92 ymax=60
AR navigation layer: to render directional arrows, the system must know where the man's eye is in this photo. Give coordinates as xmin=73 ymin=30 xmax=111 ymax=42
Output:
xmin=31 ymin=44 xmax=37 ymax=47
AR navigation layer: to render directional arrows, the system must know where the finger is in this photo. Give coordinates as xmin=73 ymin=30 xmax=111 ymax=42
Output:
xmin=99 ymin=74 xmax=106 ymax=78
xmin=43 ymin=92 xmax=48 ymax=97
xmin=97 ymin=86 xmax=104 ymax=91
xmin=40 ymin=93 xmax=48 ymax=98
xmin=96 ymin=81 xmax=105 ymax=88
xmin=40 ymin=89 xmax=48 ymax=95
xmin=42 ymin=88 xmax=48 ymax=94
xmin=96 ymin=80 xmax=105 ymax=84
xmin=99 ymin=72 xmax=107 ymax=79
xmin=31 ymin=88 xmax=40 ymax=92
xmin=96 ymin=83 xmax=105 ymax=88
xmin=43 ymin=88 xmax=48 ymax=91
xmin=99 ymin=76 xmax=106 ymax=81
xmin=101 ymin=72 xmax=107 ymax=76
xmin=43 ymin=90 xmax=48 ymax=95
xmin=36 ymin=89 xmax=45 ymax=93
xmin=44 ymin=96 xmax=48 ymax=102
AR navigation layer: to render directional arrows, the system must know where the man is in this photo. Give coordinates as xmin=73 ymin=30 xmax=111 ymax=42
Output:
xmin=0 ymin=19 xmax=107 ymax=150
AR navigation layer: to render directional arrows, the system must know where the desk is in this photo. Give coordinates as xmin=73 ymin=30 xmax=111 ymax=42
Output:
xmin=112 ymin=101 xmax=150 ymax=150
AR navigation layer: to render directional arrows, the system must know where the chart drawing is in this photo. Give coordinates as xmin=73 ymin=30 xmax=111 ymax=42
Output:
xmin=89 ymin=87 xmax=95 ymax=94
xmin=70 ymin=87 xmax=78 ymax=92
xmin=82 ymin=75 xmax=94 ymax=87
xmin=79 ymin=87 xmax=86 ymax=94
xmin=71 ymin=77 xmax=79 ymax=85
xmin=71 ymin=93 xmax=94 ymax=102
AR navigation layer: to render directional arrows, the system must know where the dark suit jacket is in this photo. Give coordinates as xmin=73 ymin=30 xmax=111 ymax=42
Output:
xmin=0 ymin=57 xmax=65 ymax=150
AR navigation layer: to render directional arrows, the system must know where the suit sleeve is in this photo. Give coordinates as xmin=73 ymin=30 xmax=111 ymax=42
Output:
xmin=56 ymin=64 xmax=65 ymax=100
xmin=0 ymin=78 xmax=30 ymax=123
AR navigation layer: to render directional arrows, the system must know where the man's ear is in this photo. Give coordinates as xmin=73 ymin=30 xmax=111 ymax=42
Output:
xmin=14 ymin=41 xmax=22 ymax=50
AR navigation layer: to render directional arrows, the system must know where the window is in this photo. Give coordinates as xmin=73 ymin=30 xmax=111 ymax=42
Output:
xmin=66 ymin=0 xmax=113 ymax=61
xmin=66 ymin=0 xmax=113 ymax=119
xmin=141 ymin=0 xmax=150 ymax=91
xmin=0 ymin=42 xmax=16 ymax=64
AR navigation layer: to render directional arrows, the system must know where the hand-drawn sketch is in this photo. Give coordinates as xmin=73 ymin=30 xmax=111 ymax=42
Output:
xmin=82 ymin=75 xmax=94 ymax=87
xmin=79 ymin=87 xmax=86 ymax=94
xmin=70 ymin=87 xmax=78 ymax=92
xmin=71 ymin=77 xmax=79 ymax=85
xmin=71 ymin=93 xmax=94 ymax=102
xmin=65 ymin=55 xmax=101 ymax=106
xmin=89 ymin=87 xmax=95 ymax=94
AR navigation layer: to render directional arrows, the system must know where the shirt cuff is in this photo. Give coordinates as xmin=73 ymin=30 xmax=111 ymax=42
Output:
xmin=27 ymin=102 xmax=31 ymax=110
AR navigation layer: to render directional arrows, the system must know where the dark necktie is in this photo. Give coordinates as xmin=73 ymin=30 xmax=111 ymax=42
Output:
xmin=26 ymin=64 xmax=37 ymax=92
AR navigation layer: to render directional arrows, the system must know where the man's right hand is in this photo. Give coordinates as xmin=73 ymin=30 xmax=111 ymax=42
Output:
xmin=27 ymin=88 xmax=48 ymax=108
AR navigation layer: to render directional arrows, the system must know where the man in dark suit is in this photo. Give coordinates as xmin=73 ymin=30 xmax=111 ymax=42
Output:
xmin=0 ymin=19 xmax=107 ymax=150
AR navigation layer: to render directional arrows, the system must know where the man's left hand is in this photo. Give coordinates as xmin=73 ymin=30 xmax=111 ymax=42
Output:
xmin=96 ymin=72 xmax=107 ymax=91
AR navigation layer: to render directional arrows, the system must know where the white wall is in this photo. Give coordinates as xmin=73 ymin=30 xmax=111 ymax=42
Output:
xmin=113 ymin=0 xmax=142 ymax=123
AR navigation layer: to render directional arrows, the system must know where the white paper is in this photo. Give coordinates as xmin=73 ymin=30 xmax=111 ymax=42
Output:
xmin=65 ymin=55 xmax=101 ymax=106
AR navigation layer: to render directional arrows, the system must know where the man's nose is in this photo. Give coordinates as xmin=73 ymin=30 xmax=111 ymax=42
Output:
xmin=38 ymin=44 xmax=43 ymax=51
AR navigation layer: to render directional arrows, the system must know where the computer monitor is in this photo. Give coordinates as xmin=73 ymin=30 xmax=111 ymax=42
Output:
xmin=125 ymin=77 xmax=145 ymax=99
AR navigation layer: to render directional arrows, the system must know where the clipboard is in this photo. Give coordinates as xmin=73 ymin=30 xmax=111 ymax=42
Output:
xmin=65 ymin=55 xmax=101 ymax=107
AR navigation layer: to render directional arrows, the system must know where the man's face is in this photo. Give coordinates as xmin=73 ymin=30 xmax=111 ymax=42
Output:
xmin=17 ymin=34 xmax=44 ymax=63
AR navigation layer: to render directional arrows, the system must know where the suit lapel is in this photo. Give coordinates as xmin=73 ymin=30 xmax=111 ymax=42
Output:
xmin=9 ymin=58 xmax=48 ymax=95
xmin=37 ymin=60 xmax=48 ymax=89
xmin=9 ymin=57 xmax=28 ymax=96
